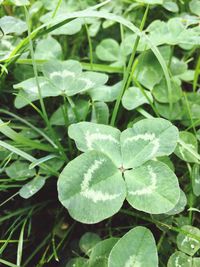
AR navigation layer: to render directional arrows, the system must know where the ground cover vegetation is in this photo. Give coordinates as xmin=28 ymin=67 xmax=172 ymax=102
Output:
xmin=0 ymin=0 xmax=200 ymax=266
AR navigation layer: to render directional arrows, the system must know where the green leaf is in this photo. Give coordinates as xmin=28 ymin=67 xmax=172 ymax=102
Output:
xmin=2 ymin=0 xmax=30 ymax=5
xmin=29 ymin=1 xmax=43 ymax=16
xmin=175 ymin=131 xmax=198 ymax=163
xmin=19 ymin=176 xmax=45 ymax=199
xmin=88 ymin=82 xmax=122 ymax=102
xmin=79 ymin=232 xmax=101 ymax=256
xmin=121 ymin=118 xmax=179 ymax=168
xmin=88 ymin=18 xmax=101 ymax=37
xmin=193 ymin=258 xmax=200 ymax=267
xmin=170 ymin=57 xmax=187 ymax=76
xmin=125 ymin=160 xmax=180 ymax=214
xmin=14 ymin=77 xmax=58 ymax=109
xmin=157 ymin=156 xmax=174 ymax=171
xmin=0 ymin=16 xmax=27 ymax=35
xmin=167 ymin=251 xmax=192 ymax=267
xmin=66 ymin=258 xmax=88 ymax=267
xmin=14 ymin=65 xmax=34 ymax=82
xmin=178 ymin=70 xmax=195 ymax=82
xmin=57 ymin=151 xmax=126 ymax=224
xmin=136 ymin=0 xmax=163 ymax=4
xmin=181 ymin=93 xmax=200 ymax=126
xmin=166 ymin=189 xmax=187 ymax=215
xmin=6 ymin=161 xmax=36 ymax=180
xmin=147 ymin=18 xmax=200 ymax=47
xmin=39 ymin=157 xmax=64 ymax=175
xmin=14 ymin=60 xmax=108 ymax=108
xmin=50 ymin=99 xmax=90 ymax=126
xmin=51 ymin=18 xmax=82 ymax=35
xmin=63 ymin=119 xmax=180 ymax=221
xmin=42 ymin=60 xmax=83 ymax=95
xmin=68 ymin=122 xmax=122 ymax=167
xmin=42 ymin=60 xmax=108 ymax=96
xmin=96 ymin=39 xmax=120 ymax=62
xmin=91 ymin=102 xmax=109 ymax=124
xmin=122 ymin=86 xmax=153 ymax=110
xmin=189 ymin=0 xmax=200 ymax=16
xmin=89 ymin=238 xmax=119 ymax=267
xmin=155 ymin=101 xmax=183 ymax=120
xmin=163 ymin=0 xmax=179 ymax=12
xmin=34 ymin=36 xmax=62 ymax=60
xmin=177 ymin=225 xmax=200 ymax=256
xmin=134 ymin=50 xmax=163 ymax=90
xmin=108 ymin=227 xmax=158 ymax=267
xmin=122 ymin=34 xmax=148 ymax=54
xmin=152 ymin=78 xmax=182 ymax=103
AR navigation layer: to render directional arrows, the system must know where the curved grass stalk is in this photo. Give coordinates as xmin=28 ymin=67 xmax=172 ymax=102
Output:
xmin=111 ymin=5 xmax=149 ymax=125
xmin=0 ymin=119 xmax=56 ymax=153
xmin=3 ymin=10 xmax=171 ymax=115
xmin=0 ymin=109 xmax=58 ymax=149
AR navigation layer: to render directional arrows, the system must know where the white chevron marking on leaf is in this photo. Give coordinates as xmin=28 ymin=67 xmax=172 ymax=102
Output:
xmin=124 ymin=133 xmax=156 ymax=142
xmin=80 ymin=159 xmax=120 ymax=202
xmin=50 ymin=70 xmax=75 ymax=79
xmin=124 ymin=255 xmax=141 ymax=267
xmin=175 ymin=257 xmax=181 ymax=267
xmin=85 ymin=131 xmax=120 ymax=150
xmin=124 ymin=133 xmax=160 ymax=156
xmin=129 ymin=165 xmax=157 ymax=196
xmin=28 ymin=81 xmax=48 ymax=94
xmin=78 ymin=77 xmax=95 ymax=89
xmin=181 ymin=236 xmax=199 ymax=246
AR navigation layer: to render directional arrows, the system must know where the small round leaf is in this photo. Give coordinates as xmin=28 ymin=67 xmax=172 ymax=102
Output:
xmin=108 ymin=226 xmax=158 ymax=267
xmin=79 ymin=232 xmax=101 ymax=256
xmin=167 ymin=251 xmax=192 ymax=267
xmin=89 ymin=237 xmax=119 ymax=267
xmin=166 ymin=189 xmax=187 ymax=216
xmin=68 ymin=122 xmax=122 ymax=167
xmin=19 ymin=176 xmax=45 ymax=199
xmin=122 ymin=86 xmax=153 ymax=110
xmin=177 ymin=225 xmax=200 ymax=256
xmin=58 ymin=151 xmax=126 ymax=224
xmin=121 ymin=118 xmax=179 ymax=168
xmin=152 ymin=78 xmax=182 ymax=103
xmin=96 ymin=39 xmax=120 ymax=62
xmin=125 ymin=160 xmax=180 ymax=214
xmin=175 ymin=131 xmax=198 ymax=163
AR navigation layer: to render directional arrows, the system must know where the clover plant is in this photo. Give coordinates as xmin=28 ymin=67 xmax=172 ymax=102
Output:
xmin=0 ymin=0 xmax=200 ymax=266
xmin=167 ymin=225 xmax=200 ymax=266
xmin=58 ymin=118 xmax=180 ymax=223
xmin=14 ymin=60 xmax=108 ymax=108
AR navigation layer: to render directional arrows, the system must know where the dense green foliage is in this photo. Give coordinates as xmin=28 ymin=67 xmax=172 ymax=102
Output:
xmin=0 ymin=0 xmax=200 ymax=266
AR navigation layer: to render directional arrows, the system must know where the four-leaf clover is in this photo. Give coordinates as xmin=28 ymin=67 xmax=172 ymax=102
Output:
xmin=58 ymin=118 xmax=180 ymax=223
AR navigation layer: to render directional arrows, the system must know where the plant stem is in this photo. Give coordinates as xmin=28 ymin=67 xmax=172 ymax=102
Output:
xmin=62 ymin=95 xmax=73 ymax=156
xmin=24 ymin=6 xmax=67 ymax=161
xmin=110 ymin=5 xmax=149 ymax=126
